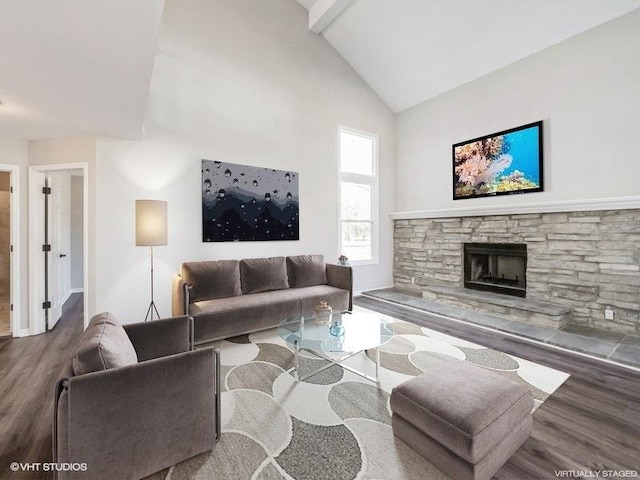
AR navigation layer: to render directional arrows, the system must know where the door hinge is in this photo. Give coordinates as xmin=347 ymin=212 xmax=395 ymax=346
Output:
xmin=10 ymin=245 xmax=13 ymax=253
xmin=42 ymin=186 xmax=51 ymax=195
xmin=10 ymin=186 xmax=13 ymax=193
xmin=42 ymin=301 xmax=51 ymax=309
xmin=42 ymin=244 xmax=51 ymax=252
xmin=10 ymin=304 xmax=13 ymax=312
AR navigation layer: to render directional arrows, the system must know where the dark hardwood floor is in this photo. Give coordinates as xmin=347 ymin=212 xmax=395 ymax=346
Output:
xmin=0 ymin=294 xmax=83 ymax=480
xmin=356 ymin=296 xmax=640 ymax=479
xmin=1 ymin=293 xmax=638 ymax=479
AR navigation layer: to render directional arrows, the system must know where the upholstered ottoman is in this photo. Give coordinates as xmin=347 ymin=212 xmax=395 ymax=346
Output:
xmin=390 ymin=360 xmax=533 ymax=480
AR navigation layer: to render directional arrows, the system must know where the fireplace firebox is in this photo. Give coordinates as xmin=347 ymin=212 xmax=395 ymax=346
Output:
xmin=463 ymin=243 xmax=527 ymax=298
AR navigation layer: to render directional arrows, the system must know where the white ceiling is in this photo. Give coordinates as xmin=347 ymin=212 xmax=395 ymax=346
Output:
xmin=0 ymin=0 xmax=164 ymax=140
xmin=299 ymin=0 xmax=640 ymax=112
xmin=1 ymin=0 xmax=638 ymax=139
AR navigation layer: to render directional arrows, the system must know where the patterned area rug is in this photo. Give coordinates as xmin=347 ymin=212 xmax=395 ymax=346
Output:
xmin=165 ymin=308 xmax=570 ymax=480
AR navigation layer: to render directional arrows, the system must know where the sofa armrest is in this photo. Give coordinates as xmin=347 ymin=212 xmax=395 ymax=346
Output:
xmin=326 ymin=264 xmax=353 ymax=310
xmin=56 ymin=348 xmax=220 ymax=480
xmin=123 ymin=315 xmax=193 ymax=361
xmin=52 ymin=363 xmax=74 ymax=469
xmin=172 ymin=274 xmax=189 ymax=316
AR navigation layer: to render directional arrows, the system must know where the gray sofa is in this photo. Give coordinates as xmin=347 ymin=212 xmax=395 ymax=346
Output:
xmin=172 ymin=255 xmax=353 ymax=344
xmin=53 ymin=313 xmax=220 ymax=480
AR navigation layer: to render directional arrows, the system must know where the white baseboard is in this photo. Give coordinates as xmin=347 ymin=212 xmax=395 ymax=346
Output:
xmin=61 ymin=291 xmax=72 ymax=306
xmin=70 ymin=288 xmax=84 ymax=294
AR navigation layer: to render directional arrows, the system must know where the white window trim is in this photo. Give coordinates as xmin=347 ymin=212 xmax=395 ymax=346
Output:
xmin=338 ymin=126 xmax=379 ymax=267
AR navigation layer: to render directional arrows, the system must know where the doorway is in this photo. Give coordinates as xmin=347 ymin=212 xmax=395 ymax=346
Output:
xmin=29 ymin=164 xmax=88 ymax=334
xmin=0 ymin=164 xmax=19 ymax=338
xmin=0 ymin=171 xmax=11 ymax=337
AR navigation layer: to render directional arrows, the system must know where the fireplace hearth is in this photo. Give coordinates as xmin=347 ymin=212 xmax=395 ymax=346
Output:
xmin=463 ymin=243 xmax=527 ymax=297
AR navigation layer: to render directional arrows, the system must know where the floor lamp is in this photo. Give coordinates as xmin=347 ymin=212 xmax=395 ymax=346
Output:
xmin=136 ymin=200 xmax=167 ymax=321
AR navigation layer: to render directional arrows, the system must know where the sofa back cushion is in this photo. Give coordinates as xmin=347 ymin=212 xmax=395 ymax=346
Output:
xmin=240 ymin=256 xmax=289 ymax=294
xmin=72 ymin=312 xmax=138 ymax=375
xmin=286 ymin=255 xmax=327 ymax=288
xmin=182 ymin=260 xmax=241 ymax=302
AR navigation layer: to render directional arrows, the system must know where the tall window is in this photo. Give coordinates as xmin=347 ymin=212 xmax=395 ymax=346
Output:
xmin=339 ymin=127 xmax=378 ymax=264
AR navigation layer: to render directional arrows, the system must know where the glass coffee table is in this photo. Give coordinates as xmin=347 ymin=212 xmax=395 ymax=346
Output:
xmin=276 ymin=310 xmax=394 ymax=383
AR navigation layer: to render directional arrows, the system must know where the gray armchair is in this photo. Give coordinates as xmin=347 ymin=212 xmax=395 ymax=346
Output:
xmin=53 ymin=313 xmax=220 ymax=480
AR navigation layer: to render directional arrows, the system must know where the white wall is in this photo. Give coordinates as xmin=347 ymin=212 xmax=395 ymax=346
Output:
xmin=395 ymin=10 xmax=640 ymax=212
xmin=0 ymin=139 xmax=29 ymax=331
xmin=94 ymin=0 xmax=395 ymax=321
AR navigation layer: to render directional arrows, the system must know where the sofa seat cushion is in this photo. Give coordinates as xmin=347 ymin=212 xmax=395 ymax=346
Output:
xmin=390 ymin=360 xmax=533 ymax=464
xmin=182 ymin=260 xmax=241 ymax=302
xmin=240 ymin=256 xmax=289 ymax=294
xmin=190 ymin=285 xmax=349 ymax=342
xmin=191 ymin=288 xmax=301 ymax=341
xmin=286 ymin=255 xmax=327 ymax=288
xmin=72 ymin=312 xmax=138 ymax=375
xmin=293 ymin=285 xmax=350 ymax=313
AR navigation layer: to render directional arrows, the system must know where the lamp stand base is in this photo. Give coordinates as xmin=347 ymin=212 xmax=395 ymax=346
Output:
xmin=144 ymin=301 xmax=161 ymax=322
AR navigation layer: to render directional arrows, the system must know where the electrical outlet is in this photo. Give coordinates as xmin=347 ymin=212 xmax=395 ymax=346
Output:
xmin=411 ymin=276 xmax=416 ymax=284
xmin=604 ymin=307 xmax=614 ymax=321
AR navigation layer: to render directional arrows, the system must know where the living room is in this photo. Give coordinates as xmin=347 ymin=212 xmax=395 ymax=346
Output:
xmin=0 ymin=0 xmax=639 ymax=479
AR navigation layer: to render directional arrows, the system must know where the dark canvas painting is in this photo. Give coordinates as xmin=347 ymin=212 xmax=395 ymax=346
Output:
xmin=202 ymin=160 xmax=300 ymax=242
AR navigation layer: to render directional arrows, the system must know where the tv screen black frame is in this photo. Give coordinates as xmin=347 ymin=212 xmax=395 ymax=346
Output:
xmin=452 ymin=120 xmax=544 ymax=200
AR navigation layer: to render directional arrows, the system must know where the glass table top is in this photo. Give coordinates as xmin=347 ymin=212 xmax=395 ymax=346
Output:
xmin=276 ymin=310 xmax=394 ymax=354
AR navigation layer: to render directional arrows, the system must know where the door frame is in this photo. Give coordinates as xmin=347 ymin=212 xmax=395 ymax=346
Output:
xmin=0 ymin=164 xmax=21 ymax=337
xmin=28 ymin=163 xmax=89 ymax=334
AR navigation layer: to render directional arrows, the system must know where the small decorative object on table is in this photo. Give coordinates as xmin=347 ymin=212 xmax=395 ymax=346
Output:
xmin=314 ymin=301 xmax=332 ymax=325
xmin=329 ymin=316 xmax=344 ymax=337
xmin=323 ymin=333 xmax=344 ymax=351
xmin=338 ymin=255 xmax=349 ymax=266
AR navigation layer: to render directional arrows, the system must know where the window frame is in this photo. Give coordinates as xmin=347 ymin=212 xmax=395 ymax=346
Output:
xmin=338 ymin=125 xmax=379 ymax=266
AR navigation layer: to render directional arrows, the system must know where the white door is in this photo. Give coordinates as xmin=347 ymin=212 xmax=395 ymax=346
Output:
xmin=47 ymin=172 xmax=71 ymax=329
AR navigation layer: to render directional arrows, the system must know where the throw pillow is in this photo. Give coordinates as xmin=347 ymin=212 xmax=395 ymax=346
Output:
xmin=181 ymin=260 xmax=242 ymax=302
xmin=72 ymin=312 xmax=138 ymax=375
xmin=286 ymin=254 xmax=327 ymax=288
xmin=240 ymin=257 xmax=289 ymax=294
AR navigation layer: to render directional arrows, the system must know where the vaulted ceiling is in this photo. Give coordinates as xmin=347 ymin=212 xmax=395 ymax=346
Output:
xmin=0 ymin=0 xmax=164 ymax=139
xmin=0 ymin=0 xmax=638 ymax=140
xmin=297 ymin=0 xmax=640 ymax=112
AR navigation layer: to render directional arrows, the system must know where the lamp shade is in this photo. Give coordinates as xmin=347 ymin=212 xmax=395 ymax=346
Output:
xmin=135 ymin=200 xmax=167 ymax=246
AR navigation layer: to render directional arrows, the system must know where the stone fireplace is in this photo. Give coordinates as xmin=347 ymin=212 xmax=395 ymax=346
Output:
xmin=393 ymin=207 xmax=640 ymax=334
xmin=463 ymin=243 xmax=527 ymax=298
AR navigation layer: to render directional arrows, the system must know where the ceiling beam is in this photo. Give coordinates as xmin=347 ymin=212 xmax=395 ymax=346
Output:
xmin=309 ymin=0 xmax=354 ymax=33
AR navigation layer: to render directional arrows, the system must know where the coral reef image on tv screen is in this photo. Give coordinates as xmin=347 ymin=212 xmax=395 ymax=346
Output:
xmin=453 ymin=121 xmax=543 ymax=200
xmin=202 ymin=160 xmax=299 ymax=242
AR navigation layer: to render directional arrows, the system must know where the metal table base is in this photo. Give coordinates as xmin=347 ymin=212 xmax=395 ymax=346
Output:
xmin=289 ymin=339 xmax=381 ymax=383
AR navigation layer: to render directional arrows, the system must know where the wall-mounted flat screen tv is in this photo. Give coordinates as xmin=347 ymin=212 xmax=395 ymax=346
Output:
xmin=453 ymin=121 xmax=543 ymax=200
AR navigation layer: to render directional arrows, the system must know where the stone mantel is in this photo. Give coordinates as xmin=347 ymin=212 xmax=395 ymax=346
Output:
xmin=390 ymin=195 xmax=640 ymax=220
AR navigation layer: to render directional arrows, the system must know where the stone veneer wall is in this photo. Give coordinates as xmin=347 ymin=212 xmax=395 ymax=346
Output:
xmin=394 ymin=209 xmax=640 ymax=334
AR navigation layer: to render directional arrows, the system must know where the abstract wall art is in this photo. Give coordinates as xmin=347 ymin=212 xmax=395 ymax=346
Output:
xmin=202 ymin=160 xmax=300 ymax=242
